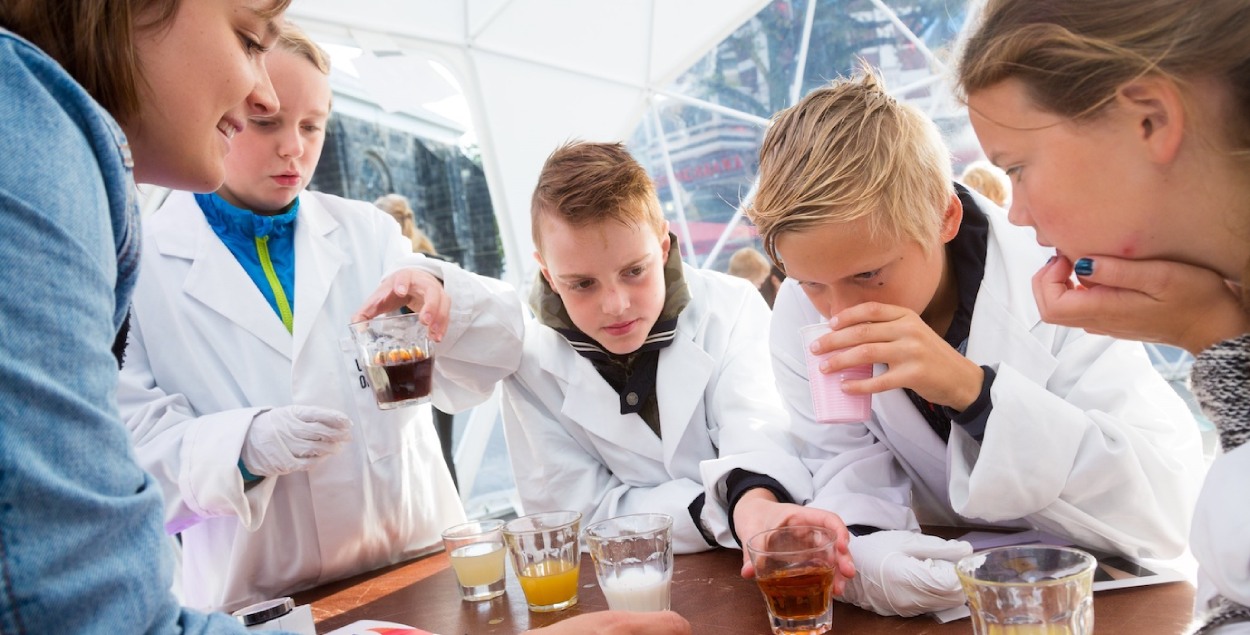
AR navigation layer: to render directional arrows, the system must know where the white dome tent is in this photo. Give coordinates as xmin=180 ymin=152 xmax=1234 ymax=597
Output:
xmin=281 ymin=0 xmax=1211 ymax=514
xmin=288 ymin=0 xmax=775 ymax=288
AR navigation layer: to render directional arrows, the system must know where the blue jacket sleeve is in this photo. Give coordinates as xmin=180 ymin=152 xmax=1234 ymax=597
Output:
xmin=0 ymin=30 xmax=271 ymax=634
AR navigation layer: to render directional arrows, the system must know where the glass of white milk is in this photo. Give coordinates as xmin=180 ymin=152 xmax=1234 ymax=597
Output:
xmin=584 ymin=513 xmax=674 ymax=612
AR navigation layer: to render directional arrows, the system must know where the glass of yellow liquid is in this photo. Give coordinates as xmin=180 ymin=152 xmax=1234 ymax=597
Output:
xmin=957 ymin=545 xmax=1096 ymax=634
xmin=502 ymin=511 xmax=582 ymax=612
xmin=441 ymin=519 xmax=507 ymax=602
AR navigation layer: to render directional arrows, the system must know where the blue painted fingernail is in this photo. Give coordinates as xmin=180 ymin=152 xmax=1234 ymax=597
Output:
xmin=1074 ymin=258 xmax=1094 ymax=276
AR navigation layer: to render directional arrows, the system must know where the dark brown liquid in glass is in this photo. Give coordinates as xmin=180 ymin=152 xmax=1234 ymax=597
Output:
xmin=376 ymin=357 xmax=433 ymax=403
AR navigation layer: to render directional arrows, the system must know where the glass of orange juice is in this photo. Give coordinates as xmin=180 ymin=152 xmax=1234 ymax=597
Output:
xmin=502 ymin=511 xmax=582 ymax=612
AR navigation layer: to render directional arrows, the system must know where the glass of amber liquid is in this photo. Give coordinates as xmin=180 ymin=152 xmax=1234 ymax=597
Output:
xmin=502 ymin=511 xmax=582 ymax=612
xmin=957 ymin=545 xmax=1095 ymax=635
xmin=746 ymin=526 xmax=836 ymax=635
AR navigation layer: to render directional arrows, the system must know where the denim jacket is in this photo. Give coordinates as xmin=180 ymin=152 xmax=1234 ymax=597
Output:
xmin=0 ymin=29 xmax=278 ymax=634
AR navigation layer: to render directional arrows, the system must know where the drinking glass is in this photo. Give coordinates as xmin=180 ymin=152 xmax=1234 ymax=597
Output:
xmin=584 ymin=513 xmax=674 ymax=612
xmin=502 ymin=511 xmax=582 ymax=612
xmin=349 ymin=312 xmax=434 ymax=409
xmin=956 ymin=545 xmax=1096 ymax=635
xmin=441 ymin=519 xmax=507 ymax=602
xmin=745 ymin=526 xmax=836 ymax=635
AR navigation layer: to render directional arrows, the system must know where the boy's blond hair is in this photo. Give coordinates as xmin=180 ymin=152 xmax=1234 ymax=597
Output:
xmin=276 ymin=21 xmax=330 ymax=75
xmin=531 ymin=141 xmax=665 ymax=254
xmin=959 ymin=161 xmax=1009 ymax=207
xmin=728 ymin=247 xmax=770 ymax=287
xmin=374 ymin=193 xmax=439 ymax=255
xmin=749 ymin=71 xmax=954 ymax=269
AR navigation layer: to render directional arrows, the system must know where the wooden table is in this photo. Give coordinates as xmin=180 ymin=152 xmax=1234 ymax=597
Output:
xmin=294 ymin=547 xmax=1195 ymax=634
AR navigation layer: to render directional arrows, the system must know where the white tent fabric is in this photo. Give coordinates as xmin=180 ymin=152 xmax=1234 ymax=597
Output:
xmin=287 ymin=0 xmax=772 ymax=286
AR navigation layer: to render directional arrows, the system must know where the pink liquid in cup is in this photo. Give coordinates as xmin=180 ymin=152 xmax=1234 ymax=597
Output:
xmin=799 ymin=322 xmax=872 ymax=423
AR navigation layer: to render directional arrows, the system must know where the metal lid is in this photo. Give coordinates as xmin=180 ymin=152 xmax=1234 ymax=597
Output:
xmin=231 ymin=597 xmax=295 ymax=626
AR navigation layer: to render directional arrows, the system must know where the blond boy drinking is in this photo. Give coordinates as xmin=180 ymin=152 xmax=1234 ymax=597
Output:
xmin=748 ymin=72 xmax=1205 ymax=616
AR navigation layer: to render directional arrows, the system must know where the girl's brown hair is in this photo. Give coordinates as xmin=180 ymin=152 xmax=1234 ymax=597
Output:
xmin=0 ymin=0 xmax=290 ymax=121
xmin=956 ymin=0 xmax=1250 ymax=158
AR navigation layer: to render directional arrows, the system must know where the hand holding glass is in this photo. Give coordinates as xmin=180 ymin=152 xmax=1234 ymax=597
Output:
xmin=349 ymin=312 xmax=434 ymax=409
xmin=502 ymin=511 xmax=582 ymax=612
xmin=441 ymin=519 xmax=507 ymax=602
xmin=746 ymin=526 xmax=837 ymax=635
xmin=584 ymin=513 xmax=674 ymax=612
xmin=956 ymin=545 xmax=1096 ymax=635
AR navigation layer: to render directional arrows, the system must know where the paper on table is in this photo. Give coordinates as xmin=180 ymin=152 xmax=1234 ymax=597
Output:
xmin=322 ymin=620 xmax=437 ymax=635
xmin=930 ymin=529 xmax=1189 ymax=624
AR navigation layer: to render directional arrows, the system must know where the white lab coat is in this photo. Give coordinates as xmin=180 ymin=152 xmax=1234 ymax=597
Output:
xmin=1192 ymin=443 xmax=1250 ymax=627
xmin=771 ymin=200 xmax=1206 ymax=559
xmin=501 ymin=266 xmax=814 ymax=554
xmin=119 ymin=190 xmax=523 ymax=612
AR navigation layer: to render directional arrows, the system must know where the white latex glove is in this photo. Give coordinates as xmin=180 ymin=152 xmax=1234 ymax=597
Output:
xmin=240 ymin=405 xmax=353 ymax=477
xmin=840 ymin=530 xmax=973 ymax=617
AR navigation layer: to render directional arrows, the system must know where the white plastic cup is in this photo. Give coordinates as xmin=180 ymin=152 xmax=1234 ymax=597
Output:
xmin=799 ymin=322 xmax=872 ymax=423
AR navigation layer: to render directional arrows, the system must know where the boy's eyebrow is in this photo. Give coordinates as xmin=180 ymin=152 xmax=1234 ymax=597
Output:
xmin=554 ymin=256 xmax=649 ymax=281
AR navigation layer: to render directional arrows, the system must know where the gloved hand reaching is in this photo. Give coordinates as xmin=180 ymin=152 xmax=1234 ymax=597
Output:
xmin=840 ymin=530 xmax=973 ymax=617
xmin=240 ymin=405 xmax=353 ymax=477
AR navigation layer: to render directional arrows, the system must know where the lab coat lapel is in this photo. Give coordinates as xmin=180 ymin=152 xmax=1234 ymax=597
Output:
xmin=656 ymin=336 xmax=714 ymax=468
xmin=290 ymin=195 xmax=347 ymax=364
xmin=964 ymin=208 xmax=1058 ymax=384
xmin=159 ymin=193 xmax=292 ymax=359
xmin=558 ymin=350 xmax=664 ymax=459
xmin=877 ymin=385 xmax=951 ymax=468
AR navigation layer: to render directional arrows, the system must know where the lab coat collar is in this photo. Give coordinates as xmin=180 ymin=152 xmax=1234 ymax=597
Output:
xmin=558 ymin=348 xmax=665 ymax=458
xmin=290 ymin=194 xmax=348 ymax=364
xmin=151 ymin=191 xmax=293 ymax=359
xmin=655 ymin=333 xmax=714 ymax=466
xmin=551 ymin=281 xmax=714 ymax=463
xmin=148 ymin=191 xmax=348 ymax=362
